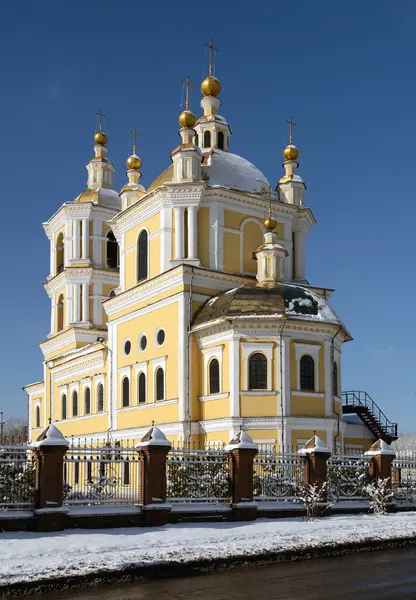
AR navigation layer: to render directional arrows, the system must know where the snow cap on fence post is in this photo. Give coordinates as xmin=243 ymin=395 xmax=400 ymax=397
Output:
xmin=30 ymin=424 xmax=69 ymax=448
xmin=136 ymin=425 xmax=172 ymax=525
xmin=299 ymin=435 xmax=331 ymax=455
xmin=365 ymin=438 xmax=395 ymax=483
xmin=299 ymin=435 xmax=331 ymax=493
xmin=225 ymin=430 xmax=258 ymax=451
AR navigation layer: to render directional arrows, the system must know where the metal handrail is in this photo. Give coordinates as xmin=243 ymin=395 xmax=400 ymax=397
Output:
xmin=342 ymin=390 xmax=398 ymax=437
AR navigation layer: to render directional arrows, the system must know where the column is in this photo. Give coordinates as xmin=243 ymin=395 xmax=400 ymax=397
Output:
xmin=66 ymin=287 xmax=73 ymax=325
xmin=50 ymin=300 xmax=55 ymax=334
xmin=174 ymin=207 xmax=184 ymax=260
xmin=187 ymin=206 xmax=198 ymax=259
xmin=324 ymin=340 xmax=332 ymax=417
xmin=81 ymin=283 xmax=89 ymax=323
xmin=64 ymin=221 xmax=72 ymax=266
xmin=229 ymin=336 xmax=240 ymax=417
xmin=294 ymin=229 xmax=306 ymax=281
xmin=73 ymin=220 xmax=81 ymax=260
xmin=81 ymin=218 xmax=89 ymax=260
xmin=73 ymin=283 xmax=81 ymax=322
xmin=50 ymin=239 xmax=56 ymax=277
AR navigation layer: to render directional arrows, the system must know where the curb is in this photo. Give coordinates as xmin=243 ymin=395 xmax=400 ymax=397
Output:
xmin=2 ymin=536 xmax=416 ymax=598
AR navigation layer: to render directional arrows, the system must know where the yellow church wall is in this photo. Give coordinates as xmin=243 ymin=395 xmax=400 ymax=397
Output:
xmin=55 ymin=415 xmax=109 ymax=438
xmin=240 ymin=395 xmax=278 ymax=417
xmin=223 ymin=232 xmax=240 ymax=272
xmin=289 ymin=340 xmax=325 ymax=393
xmin=106 ymin=285 xmax=185 ymax=321
xmin=42 ymin=338 xmax=82 ymax=362
xmin=291 ymin=429 xmax=327 ymax=446
xmin=243 ymin=221 xmax=263 ymax=273
xmin=344 ymin=437 xmax=374 ymax=451
xmin=202 ymin=430 xmax=230 ymax=445
xmin=224 ymin=210 xmax=285 ymax=240
xmin=191 ymin=337 xmax=201 ymax=420
xmin=197 ymin=207 xmax=210 ymax=268
xmin=117 ymin=402 xmax=179 ymax=429
xmin=200 ymin=397 xmax=229 ymax=420
xmin=290 ymin=394 xmax=326 ymax=417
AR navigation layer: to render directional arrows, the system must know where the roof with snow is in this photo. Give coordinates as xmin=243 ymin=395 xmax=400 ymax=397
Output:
xmin=192 ymin=282 xmax=351 ymax=337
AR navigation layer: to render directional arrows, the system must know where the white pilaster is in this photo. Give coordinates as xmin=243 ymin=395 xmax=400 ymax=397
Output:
xmin=73 ymin=220 xmax=81 ymax=260
xmin=229 ymin=336 xmax=240 ymax=417
xmin=66 ymin=286 xmax=73 ymax=325
xmin=73 ymin=283 xmax=81 ymax=322
xmin=92 ymin=217 xmax=102 ymax=265
xmin=174 ymin=207 xmax=185 ymax=260
xmin=93 ymin=283 xmax=103 ymax=325
xmin=64 ymin=221 xmax=72 ymax=266
xmin=82 ymin=283 xmax=89 ymax=322
xmin=50 ymin=239 xmax=55 ymax=277
xmin=187 ymin=206 xmax=198 ymax=259
xmin=294 ymin=229 xmax=306 ymax=281
xmin=81 ymin=218 xmax=89 ymax=260
xmin=324 ymin=340 xmax=332 ymax=417
xmin=50 ymin=301 xmax=55 ymax=334
xmin=178 ymin=294 xmax=187 ymax=421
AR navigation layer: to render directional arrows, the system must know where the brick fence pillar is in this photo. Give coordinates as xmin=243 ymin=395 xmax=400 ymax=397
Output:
xmin=365 ymin=439 xmax=395 ymax=483
xmin=137 ymin=426 xmax=172 ymax=526
xmin=225 ymin=430 xmax=258 ymax=521
xmin=302 ymin=435 xmax=331 ymax=501
xmin=30 ymin=424 xmax=69 ymax=532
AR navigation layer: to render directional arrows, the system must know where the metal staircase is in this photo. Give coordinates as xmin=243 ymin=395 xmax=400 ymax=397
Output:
xmin=342 ymin=390 xmax=398 ymax=444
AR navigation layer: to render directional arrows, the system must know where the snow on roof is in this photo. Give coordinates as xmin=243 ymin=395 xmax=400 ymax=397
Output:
xmin=204 ymin=150 xmax=269 ymax=194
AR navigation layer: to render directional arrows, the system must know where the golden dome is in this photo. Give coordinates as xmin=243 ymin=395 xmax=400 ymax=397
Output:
xmin=201 ymin=75 xmax=222 ymax=97
xmin=178 ymin=110 xmax=196 ymax=128
xmin=283 ymin=144 xmax=299 ymax=161
xmin=126 ymin=154 xmax=142 ymax=171
xmin=264 ymin=217 xmax=277 ymax=232
xmin=94 ymin=130 xmax=108 ymax=146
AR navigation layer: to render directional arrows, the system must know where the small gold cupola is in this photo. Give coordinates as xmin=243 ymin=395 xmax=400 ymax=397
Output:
xmin=256 ymin=189 xmax=288 ymax=285
xmin=277 ymin=116 xmax=305 ymax=207
xmin=82 ymin=110 xmax=116 ymax=198
xmin=120 ymin=126 xmax=146 ymax=209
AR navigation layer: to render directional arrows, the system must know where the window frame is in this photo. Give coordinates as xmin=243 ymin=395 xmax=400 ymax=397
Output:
xmin=72 ymin=390 xmax=78 ymax=417
xmin=138 ymin=371 xmax=146 ymax=404
xmin=300 ymin=354 xmax=315 ymax=392
xmin=155 ymin=367 xmax=165 ymax=402
xmin=242 ymin=342 xmax=274 ymax=391
xmin=84 ymin=386 xmax=91 ymax=415
xmin=106 ymin=230 xmax=119 ymax=269
xmin=61 ymin=393 xmax=67 ymax=420
xmin=208 ymin=358 xmax=220 ymax=395
xmin=96 ymin=382 xmax=104 ymax=413
xmin=217 ymin=131 xmax=225 ymax=150
xmin=248 ymin=352 xmax=268 ymax=390
xmin=122 ymin=376 xmax=130 ymax=408
xmin=203 ymin=130 xmax=211 ymax=148
xmin=137 ymin=228 xmax=149 ymax=282
xmin=35 ymin=405 xmax=41 ymax=428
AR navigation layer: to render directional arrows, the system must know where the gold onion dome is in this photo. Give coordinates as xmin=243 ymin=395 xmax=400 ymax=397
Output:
xmin=283 ymin=144 xmax=299 ymax=161
xmin=178 ymin=110 xmax=196 ymax=128
xmin=200 ymin=75 xmax=222 ymax=97
xmin=264 ymin=216 xmax=277 ymax=232
xmin=94 ymin=130 xmax=108 ymax=146
xmin=126 ymin=153 xmax=142 ymax=171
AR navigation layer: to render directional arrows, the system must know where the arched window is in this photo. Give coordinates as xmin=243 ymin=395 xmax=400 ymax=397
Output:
xmin=332 ymin=362 xmax=338 ymax=397
xmin=61 ymin=394 xmax=67 ymax=420
xmin=209 ymin=358 xmax=220 ymax=394
xmin=203 ymin=130 xmax=211 ymax=148
xmin=97 ymin=383 xmax=104 ymax=412
xmin=106 ymin=230 xmax=119 ymax=269
xmin=122 ymin=377 xmax=130 ymax=407
xmin=249 ymin=353 xmax=267 ymax=390
xmin=56 ymin=232 xmax=64 ymax=274
xmin=156 ymin=367 xmax=164 ymax=401
xmin=137 ymin=230 xmax=148 ymax=282
xmin=138 ymin=372 xmax=146 ymax=404
xmin=35 ymin=406 xmax=40 ymax=428
xmin=57 ymin=293 xmax=64 ymax=332
xmin=84 ymin=387 xmax=91 ymax=415
xmin=195 ymin=133 xmax=199 ymax=146
xmin=300 ymin=355 xmax=315 ymax=391
xmin=72 ymin=390 xmax=78 ymax=417
xmin=217 ymin=131 xmax=224 ymax=150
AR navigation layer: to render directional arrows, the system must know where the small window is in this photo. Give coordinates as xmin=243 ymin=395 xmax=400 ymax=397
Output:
xmin=106 ymin=230 xmax=119 ymax=269
xmin=139 ymin=334 xmax=147 ymax=351
xmin=56 ymin=231 xmax=64 ymax=274
xmin=209 ymin=358 xmax=220 ymax=394
xmin=332 ymin=362 xmax=338 ymax=397
xmin=84 ymin=387 xmax=91 ymax=415
xmin=156 ymin=367 xmax=164 ymax=401
xmin=72 ymin=390 xmax=78 ymax=417
xmin=203 ymin=130 xmax=211 ymax=148
xmin=217 ymin=131 xmax=224 ymax=150
xmin=61 ymin=394 xmax=67 ymax=420
xmin=138 ymin=372 xmax=146 ymax=404
xmin=137 ymin=230 xmax=148 ymax=282
xmin=249 ymin=353 xmax=267 ymax=390
xmin=122 ymin=376 xmax=130 ymax=408
xmin=156 ymin=329 xmax=165 ymax=346
xmin=35 ymin=406 xmax=40 ymax=428
xmin=124 ymin=340 xmax=131 ymax=355
xmin=57 ymin=293 xmax=64 ymax=332
xmin=300 ymin=355 xmax=315 ymax=391
xmin=97 ymin=383 xmax=104 ymax=412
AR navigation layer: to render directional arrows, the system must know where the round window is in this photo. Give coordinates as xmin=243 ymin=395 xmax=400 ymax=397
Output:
xmin=124 ymin=340 xmax=131 ymax=355
xmin=139 ymin=335 xmax=147 ymax=351
xmin=157 ymin=329 xmax=165 ymax=346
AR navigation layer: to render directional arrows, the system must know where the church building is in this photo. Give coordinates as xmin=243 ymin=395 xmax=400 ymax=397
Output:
xmin=24 ymin=43 xmax=398 ymax=452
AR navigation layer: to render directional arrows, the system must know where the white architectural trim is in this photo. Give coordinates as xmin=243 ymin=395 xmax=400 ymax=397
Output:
xmin=294 ymin=342 xmax=320 ymax=392
xmin=199 ymin=393 xmax=229 ymax=402
xmin=151 ymin=356 xmax=167 ymax=402
xmin=242 ymin=341 xmax=274 ymax=390
xmin=118 ymin=366 xmax=131 ymax=408
xmin=201 ymin=344 xmax=224 ymax=396
xmin=229 ymin=335 xmax=241 ymax=417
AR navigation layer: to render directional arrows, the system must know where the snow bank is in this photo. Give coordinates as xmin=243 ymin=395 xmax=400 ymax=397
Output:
xmin=1 ymin=513 xmax=416 ymax=586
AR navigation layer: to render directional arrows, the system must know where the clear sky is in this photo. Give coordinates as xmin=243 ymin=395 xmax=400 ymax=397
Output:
xmin=1 ymin=0 xmax=415 ymax=431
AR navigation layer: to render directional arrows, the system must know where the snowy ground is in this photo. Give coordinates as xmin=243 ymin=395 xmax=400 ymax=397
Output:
xmin=1 ymin=512 xmax=416 ymax=587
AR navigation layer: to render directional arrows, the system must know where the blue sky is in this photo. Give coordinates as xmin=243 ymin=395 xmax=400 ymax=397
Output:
xmin=1 ymin=0 xmax=415 ymax=431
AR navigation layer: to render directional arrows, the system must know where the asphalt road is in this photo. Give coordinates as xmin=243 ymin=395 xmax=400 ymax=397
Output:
xmin=29 ymin=547 xmax=416 ymax=599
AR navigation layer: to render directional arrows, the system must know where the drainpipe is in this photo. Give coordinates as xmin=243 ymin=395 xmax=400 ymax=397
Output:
xmin=331 ymin=324 xmax=343 ymax=449
xmin=97 ymin=337 xmax=113 ymax=433
xmin=186 ymin=267 xmax=195 ymax=444
xmin=279 ymin=318 xmax=288 ymax=450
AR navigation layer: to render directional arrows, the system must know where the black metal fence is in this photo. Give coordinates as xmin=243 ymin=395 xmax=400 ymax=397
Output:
xmin=0 ymin=445 xmax=35 ymax=509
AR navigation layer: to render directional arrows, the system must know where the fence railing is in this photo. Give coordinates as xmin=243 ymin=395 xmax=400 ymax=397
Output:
xmin=167 ymin=448 xmax=230 ymax=503
xmin=63 ymin=444 xmax=141 ymax=505
xmin=393 ymin=450 xmax=416 ymax=504
xmin=327 ymin=454 xmax=370 ymax=501
xmin=253 ymin=451 xmax=305 ymax=501
xmin=0 ymin=445 xmax=35 ymax=509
